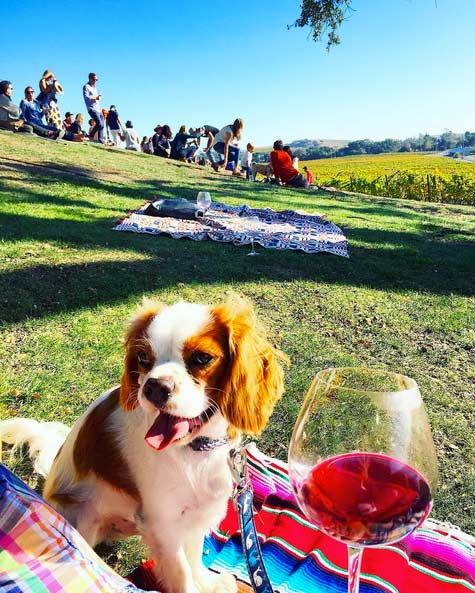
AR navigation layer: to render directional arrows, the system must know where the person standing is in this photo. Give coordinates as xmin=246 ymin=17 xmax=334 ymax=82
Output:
xmin=303 ymin=165 xmax=314 ymax=185
xmin=82 ymin=72 xmax=105 ymax=143
xmin=240 ymin=142 xmax=255 ymax=179
xmin=106 ymin=105 xmax=124 ymax=146
xmin=37 ymin=70 xmax=64 ymax=129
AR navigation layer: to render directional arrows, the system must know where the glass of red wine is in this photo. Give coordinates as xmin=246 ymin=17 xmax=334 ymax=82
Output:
xmin=288 ymin=368 xmax=438 ymax=593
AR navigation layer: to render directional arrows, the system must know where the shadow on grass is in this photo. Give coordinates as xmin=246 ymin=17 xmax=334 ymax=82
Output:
xmin=0 ymin=160 xmax=160 ymax=202
xmin=0 ymin=206 xmax=474 ymax=324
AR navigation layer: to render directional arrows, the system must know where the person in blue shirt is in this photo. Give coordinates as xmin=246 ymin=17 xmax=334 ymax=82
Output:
xmin=82 ymin=72 xmax=105 ymax=143
xmin=20 ymin=87 xmax=87 ymax=142
xmin=19 ymin=86 xmax=62 ymax=139
xmin=170 ymin=125 xmax=200 ymax=161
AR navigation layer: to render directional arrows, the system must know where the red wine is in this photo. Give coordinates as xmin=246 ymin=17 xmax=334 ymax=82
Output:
xmin=294 ymin=452 xmax=431 ymax=546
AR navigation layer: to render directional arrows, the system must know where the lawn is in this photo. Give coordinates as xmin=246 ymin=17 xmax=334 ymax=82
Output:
xmin=1 ymin=131 xmax=474 ymax=574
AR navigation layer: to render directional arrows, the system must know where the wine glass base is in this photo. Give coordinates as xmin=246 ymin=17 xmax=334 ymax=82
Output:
xmin=247 ymin=251 xmax=259 ymax=256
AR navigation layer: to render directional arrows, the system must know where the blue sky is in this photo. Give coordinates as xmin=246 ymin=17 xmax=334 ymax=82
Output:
xmin=2 ymin=0 xmax=475 ymax=147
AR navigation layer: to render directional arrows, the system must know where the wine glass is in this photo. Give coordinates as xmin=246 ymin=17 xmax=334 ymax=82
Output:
xmin=246 ymin=215 xmax=260 ymax=256
xmin=196 ymin=191 xmax=212 ymax=213
xmin=288 ymin=368 xmax=438 ymax=593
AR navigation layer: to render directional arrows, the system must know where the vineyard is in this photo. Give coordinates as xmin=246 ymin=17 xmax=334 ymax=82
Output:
xmin=303 ymin=153 xmax=475 ymax=205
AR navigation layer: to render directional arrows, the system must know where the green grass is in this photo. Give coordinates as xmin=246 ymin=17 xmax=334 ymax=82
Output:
xmin=1 ymin=131 xmax=474 ymax=573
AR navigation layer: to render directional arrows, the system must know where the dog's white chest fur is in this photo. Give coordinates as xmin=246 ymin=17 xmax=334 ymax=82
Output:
xmin=122 ymin=408 xmax=233 ymax=537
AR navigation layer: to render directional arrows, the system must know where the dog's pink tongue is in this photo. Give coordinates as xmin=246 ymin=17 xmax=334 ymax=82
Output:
xmin=145 ymin=413 xmax=190 ymax=451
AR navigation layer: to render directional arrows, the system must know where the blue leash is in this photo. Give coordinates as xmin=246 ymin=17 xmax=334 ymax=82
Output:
xmin=228 ymin=447 xmax=275 ymax=593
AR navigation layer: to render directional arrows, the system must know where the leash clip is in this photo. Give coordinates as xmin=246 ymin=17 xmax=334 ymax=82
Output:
xmin=228 ymin=447 xmax=251 ymax=508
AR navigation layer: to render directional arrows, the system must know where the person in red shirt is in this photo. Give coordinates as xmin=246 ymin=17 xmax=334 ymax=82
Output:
xmin=303 ymin=165 xmax=314 ymax=185
xmin=270 ymin=140 xmax=307 ymax=188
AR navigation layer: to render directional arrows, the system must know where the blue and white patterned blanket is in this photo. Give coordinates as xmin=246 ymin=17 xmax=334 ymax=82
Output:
xmin=113 ymin=200 xmax=349 ymax=257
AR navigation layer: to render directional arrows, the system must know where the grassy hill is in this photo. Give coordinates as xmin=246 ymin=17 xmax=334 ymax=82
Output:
xmin=1 ymin=131 xmax=474 ymax=572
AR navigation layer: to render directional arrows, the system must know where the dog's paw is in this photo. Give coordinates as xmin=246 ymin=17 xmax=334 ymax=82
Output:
xmin=198 ymin=570 xmax=237 ymax=593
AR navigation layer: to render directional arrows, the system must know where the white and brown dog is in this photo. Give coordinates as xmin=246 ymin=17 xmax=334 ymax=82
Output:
xmin=1 ymin=296 xmax=287 ymax=593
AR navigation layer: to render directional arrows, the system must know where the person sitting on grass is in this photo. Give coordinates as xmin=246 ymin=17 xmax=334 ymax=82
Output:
xmin=141 ymin=136 xmax=153 ymax=153
xmin=20 ymin=89 xmax=82 ymax=142
xmin=0 ymin=80 xmax=33 ymax=134
xmin=270 ymin=139 xmax=308 ymax=188
xmin=124 ymin=120 xmax=141 ymax=151
xmin=170 ymin=125 xmax=199 ymax=161
xmin=152 ymin=124 xmax=172 ymax=158
xmin=69 ymin=113 xmax=86 ymax=137
xmin=87 ymin=118 xmax=99 ymax=141
xmin=19 ymin=86 xmax=63 ymax=139
xmin=212 ymin=118 xmax=244 ymax=175
xmin=283 ymin=145 xmax=299 ymax=171
xmin=63 ymin=111 xmax=74 ymax=131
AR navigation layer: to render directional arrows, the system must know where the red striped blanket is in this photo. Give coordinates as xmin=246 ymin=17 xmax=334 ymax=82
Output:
xmin=129 ymin=444 xmax=475 ymax=593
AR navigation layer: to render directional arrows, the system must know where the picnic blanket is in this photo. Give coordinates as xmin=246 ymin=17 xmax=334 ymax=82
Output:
xmin=2 ymin=447 xmax=474 ymax=593
xmin=113 ymin=200 xmax=349 ymax=257
xmin=0 ymin=463 xmax=148 ymax=593
xmin=129 ymin=444 xmax=475 ymax=593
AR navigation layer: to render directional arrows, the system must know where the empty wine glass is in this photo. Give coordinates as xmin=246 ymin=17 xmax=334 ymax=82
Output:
xmin=246 ymin=215 xmax=260 ymax=256
xmin=288 ymin=368 xmax=438 ymax=593
xmin=196 ymin=191 xmax=212 ymax=213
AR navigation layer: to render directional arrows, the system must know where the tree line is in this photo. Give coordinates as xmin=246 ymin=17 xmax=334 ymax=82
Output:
xmin=254 ymin=131 xmax=475 ymax=162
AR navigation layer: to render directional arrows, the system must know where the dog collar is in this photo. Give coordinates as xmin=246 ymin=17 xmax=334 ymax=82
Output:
xmin=189 ymin=436 xmax=229 ymax=451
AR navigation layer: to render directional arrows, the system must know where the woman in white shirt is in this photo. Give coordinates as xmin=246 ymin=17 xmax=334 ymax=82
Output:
xmin=212 ymin=118 xmax=244 ymax=174
xmin=124 ymin=120 xmax=141 ymax=151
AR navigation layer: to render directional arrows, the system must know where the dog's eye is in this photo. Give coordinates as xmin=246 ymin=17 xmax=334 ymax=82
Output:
xmin=189 ymin=351 xmax=213 ymax=367
xmin=137 ymin=351 xmax=151 ymax=366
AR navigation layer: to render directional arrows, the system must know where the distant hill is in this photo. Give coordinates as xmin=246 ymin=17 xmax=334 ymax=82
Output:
xmin=290 ymin=139 xmax=349 ymax=149
xmin=256 ymin=139 xmax=349 ymax=153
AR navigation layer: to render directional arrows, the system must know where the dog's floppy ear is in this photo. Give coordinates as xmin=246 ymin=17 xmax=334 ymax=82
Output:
xmin=214 ymin=296 xmax=288 ymax=435
xmin=120 ymin=299 xmax=164 ymax=411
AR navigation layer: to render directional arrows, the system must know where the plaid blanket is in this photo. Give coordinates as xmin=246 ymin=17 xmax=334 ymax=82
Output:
xmin=130 ymin=444 xmax=475 ymax=593
xmin=0 ymin=464 xmax=151 ymax=593
xmin=113 ymin=200 xmax=349 ymax=257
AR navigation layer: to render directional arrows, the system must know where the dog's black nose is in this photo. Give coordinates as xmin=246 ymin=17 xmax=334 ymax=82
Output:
xmin=143 ymin=377 xmax=175 ymax=408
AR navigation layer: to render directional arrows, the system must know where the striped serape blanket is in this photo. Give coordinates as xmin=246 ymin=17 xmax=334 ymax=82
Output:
xmin=113 ymin=200 xmax=349 ymax=257
xmin=2 ymin=447 xmax=474 ymax=593
xmin=129 ymin=444 xmax=475 ymax=593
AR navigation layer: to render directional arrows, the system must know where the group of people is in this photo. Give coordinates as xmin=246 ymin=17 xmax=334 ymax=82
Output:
xmin=140 ymin=119 xmax=255 ymax=178
xmin=1 ymin=69 xmax=316 ymax=189
xmin=0 ymin=70 xmax=138 ymax=148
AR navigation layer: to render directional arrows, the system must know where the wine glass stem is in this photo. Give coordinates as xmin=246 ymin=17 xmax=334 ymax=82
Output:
xmin=347 ymin=545 xmax=364 ymax=593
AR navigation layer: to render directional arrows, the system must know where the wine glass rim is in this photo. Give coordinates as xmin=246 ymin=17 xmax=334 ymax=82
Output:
xmin=315 ymin=367 xmax=419 ymax=396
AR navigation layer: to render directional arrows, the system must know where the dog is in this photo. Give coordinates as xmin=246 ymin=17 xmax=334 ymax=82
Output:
xmin=251 ymin=162 xmax=273 ymax=182
xmin=0 ymin=296 xmax=287 ymax=593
